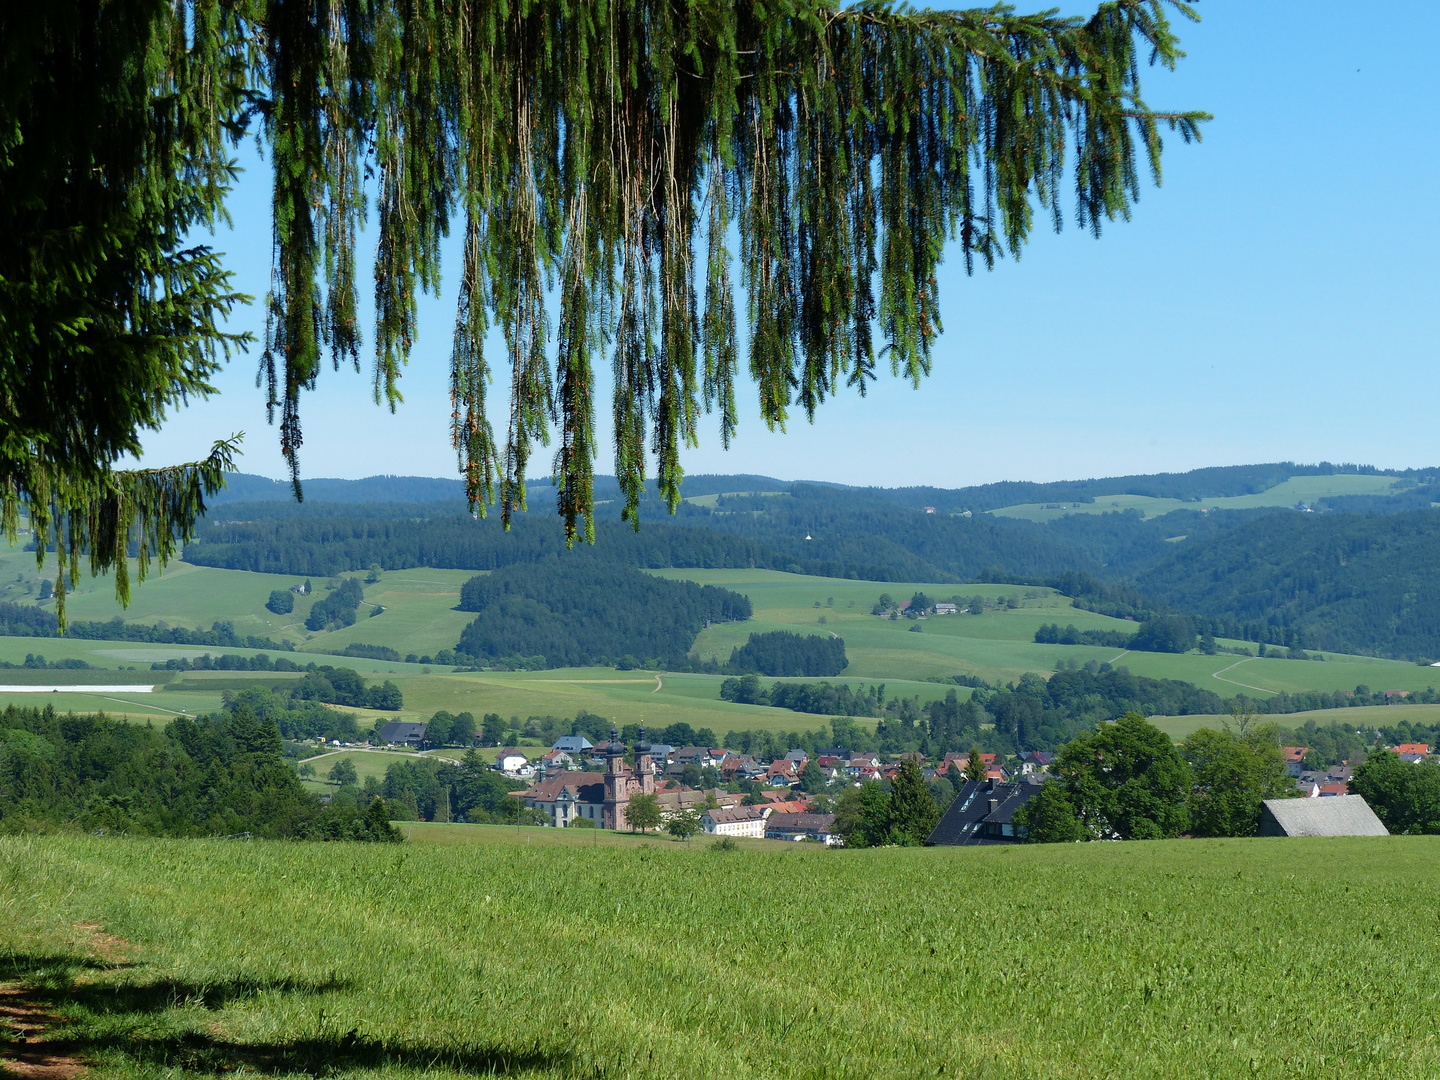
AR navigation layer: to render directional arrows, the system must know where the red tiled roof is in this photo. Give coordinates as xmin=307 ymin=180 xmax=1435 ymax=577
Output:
xmin=1281 ymin=747 xmax=1309 ymax=764
xmin=1395 ymin=743 xmax=1430 ymax=755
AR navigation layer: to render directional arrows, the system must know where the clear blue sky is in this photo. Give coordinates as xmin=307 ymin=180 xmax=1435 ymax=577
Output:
xmin=137 ymin=1 xmax=1440 ymax=488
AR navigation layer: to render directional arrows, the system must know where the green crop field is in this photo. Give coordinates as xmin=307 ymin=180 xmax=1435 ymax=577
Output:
xmin=4 ymin=833 xmax=1439 ymax=1079
xmin=987 ymin=473 xmax=1405 ymax=522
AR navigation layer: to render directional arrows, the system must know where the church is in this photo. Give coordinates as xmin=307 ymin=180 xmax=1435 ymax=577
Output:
xmin=519 ymin=727 xmax=657 ymax=829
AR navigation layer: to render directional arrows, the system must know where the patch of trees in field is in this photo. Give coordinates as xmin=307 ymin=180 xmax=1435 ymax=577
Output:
xmin=455 ymin=558 xmax=751 ymax=668
xmin=306 ymin=577 xmax=366 ymax=631
xmin=0 ymin=601 xmax=293 ymax=651
xmin=0 ymin=705 xmax=398 ymax=841
xmin=725 ymin=631 xmax=847 ymax=677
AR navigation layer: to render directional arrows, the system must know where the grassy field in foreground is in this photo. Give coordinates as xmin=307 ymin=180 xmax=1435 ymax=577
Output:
xmin=4 ymin=834 xmax=1440 ymax=1079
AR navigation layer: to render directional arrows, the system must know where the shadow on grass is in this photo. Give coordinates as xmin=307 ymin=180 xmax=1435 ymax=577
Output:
xmin=1 ymin=952 xmax=590 ymax=1078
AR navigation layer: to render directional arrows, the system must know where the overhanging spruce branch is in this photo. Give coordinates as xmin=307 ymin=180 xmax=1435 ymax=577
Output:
xmin=2 ymin=437 xmax=242 ymax=630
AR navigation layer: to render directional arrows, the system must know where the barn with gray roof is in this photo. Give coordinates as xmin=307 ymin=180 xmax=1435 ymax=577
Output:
xmin=1257 ymin=795 xmax=1388 ymax=837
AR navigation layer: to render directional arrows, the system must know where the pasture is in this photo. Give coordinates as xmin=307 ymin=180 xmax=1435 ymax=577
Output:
xmin=3 ymin=552 xmax=1436 ymax=735
xmin=987 ymin=473 xmax=1405 ymax=522
xmin=3 ymin=833 xmax=1439 ymax=1079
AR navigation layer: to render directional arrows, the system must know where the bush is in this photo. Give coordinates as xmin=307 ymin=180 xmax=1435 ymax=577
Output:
xmin=710 ymin=836 xmax=738 ymax=851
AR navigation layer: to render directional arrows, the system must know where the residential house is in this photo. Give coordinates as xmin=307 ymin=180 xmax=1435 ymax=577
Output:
xmin=1257 ymin=795 xmax=1387 ymax=837
xmin=764 ymin=760 xmax=800 ymax=787
xmin=673 ymin=746 xmax=712 ymax=767
xmin=763 ymin=799 xmax=810 ymax=814
xmin=494 ymin=749 xmax=531 ymax=777
xmin=1327 ymin=765 xmax=1354 ymax=784
xmin=647 ymin=743 xmax=676 ymax=766
xmin=376 ymin=721 xmax=428 ymax=747
xmin=1318 ymin=781 xmax=1349 ymax=796
xmin=765 ymin=812 xmax=840 ymax=844
xmin=1281 ymin=747 xmax=1310 ymax=777
xmin=701 ymin=805 xmax=771 ymax=838
xmin=815 ymin=755 xmax=844 ymax=771
xmin=1395 ymin=742 xmax=1430 ymax=764
xmin=783 ymin=749 xmax=810 ymax=767
xmin=540 ymin=749 xmax=576 ymax=772
xmin=934 ymin=602 xmax=957 ymax=614
xmin=926 ymin=777 xmax=1044 ymax=846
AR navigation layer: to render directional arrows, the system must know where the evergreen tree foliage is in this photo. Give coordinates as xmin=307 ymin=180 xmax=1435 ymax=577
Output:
xmin=886 ymin=758 xmax=940 ymax=845
xmin=0 ymin=704 xmax=394 ymax=839
xmin=1 ymin=1 xmax=250 ymax=628
xmin=727 ymin=631 xmax=847 ymax=677
xmin=455 ymin=557 xmax=750 ymax=668
xmin=3 ymin=1 xmax=1206 ymax=586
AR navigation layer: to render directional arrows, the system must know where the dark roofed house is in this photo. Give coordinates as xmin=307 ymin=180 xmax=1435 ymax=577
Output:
xmin=552 ymin=735 xmax=594 ymax=753
xmin=1257 ymin=795 xmax=1387 ymax=837
xmin=766 ymin=812 xmax=839 ymax=845
xmin=926 ymin=777 xmax=1044 ymax=846
xmin=377 ymin=721 xmax=428 ymax=747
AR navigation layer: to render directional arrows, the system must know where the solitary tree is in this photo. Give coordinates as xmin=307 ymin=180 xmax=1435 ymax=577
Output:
xmin=3 ymin=0 xmax=1206 ymax=618
xmin=1014 ymin=781 xmax=1082 ymax=843
xmin=963 ymin=746 xmax=987 ymax=783
xmin=667 ymin=808 xmax=702 ymax=843
xmin=328 ymin=759 xmax=359 ymax=786
xmin=625 ymin=793 xmax=663 ymax=834
xmin=1182 ymin=724 xmax=1292 ymax=837
xmin=1054 ymin=711 xmax=1191 ymax=839
xmin=886 ymin=758 xmax=941 ymax=845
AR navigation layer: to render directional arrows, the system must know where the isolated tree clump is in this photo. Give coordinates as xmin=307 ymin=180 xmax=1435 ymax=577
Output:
xmin=2 ymin=0 xmax=1206 ymax=616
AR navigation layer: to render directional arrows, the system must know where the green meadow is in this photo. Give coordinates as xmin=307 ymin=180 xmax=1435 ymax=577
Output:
xmin=4 ymin=833 xmax=1440 ymax=1079
xmin=987 ymin=473 xmax=1405 ymax=522
xmin=3 ymin=551 xmax=1436 ymax=734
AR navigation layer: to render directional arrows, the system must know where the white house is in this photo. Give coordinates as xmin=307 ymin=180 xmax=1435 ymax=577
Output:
xmin=495 ymin=749 xmax=531 ymax=777
xmin=701 ymin=805 xmax=771 ymax=838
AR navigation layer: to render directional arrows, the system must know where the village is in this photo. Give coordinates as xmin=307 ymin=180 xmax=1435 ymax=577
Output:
xmin=369 ymin=717 xmax=1414 ymax=845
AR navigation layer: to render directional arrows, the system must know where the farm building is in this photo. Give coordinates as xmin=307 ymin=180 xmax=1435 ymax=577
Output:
xmin=551 ymin=735 xmax=594 ymax=753
xmin=1257 ymin=795 xmax=1388 ymax=837
xmin=376 ymin=721 xmax=427 ymax=747
xmin=765 ymin=812 xmax=839 ymax=844
xmin=926 ymin=777 xmax=1044 ymax=846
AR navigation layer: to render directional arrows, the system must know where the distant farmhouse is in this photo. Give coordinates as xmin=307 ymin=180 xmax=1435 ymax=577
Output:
xmin=376 ymin=721 xmax=427 ymax=747
xmin=1257 ymin=795 xmax=1388 ymax=837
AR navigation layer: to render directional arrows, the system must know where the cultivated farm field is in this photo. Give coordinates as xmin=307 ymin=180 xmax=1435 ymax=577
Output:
xmin=3 ymin=833 xmax=1438 ymax=1079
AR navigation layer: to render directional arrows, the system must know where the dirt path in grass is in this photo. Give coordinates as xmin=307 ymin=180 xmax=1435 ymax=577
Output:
xmin=1211 ymin=657 xmax=1278 ymax=695
xmin=652 ymin=674 xmax=664 ymax=693
xmin=0 ymin=924 xmax=134 ymax=1079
